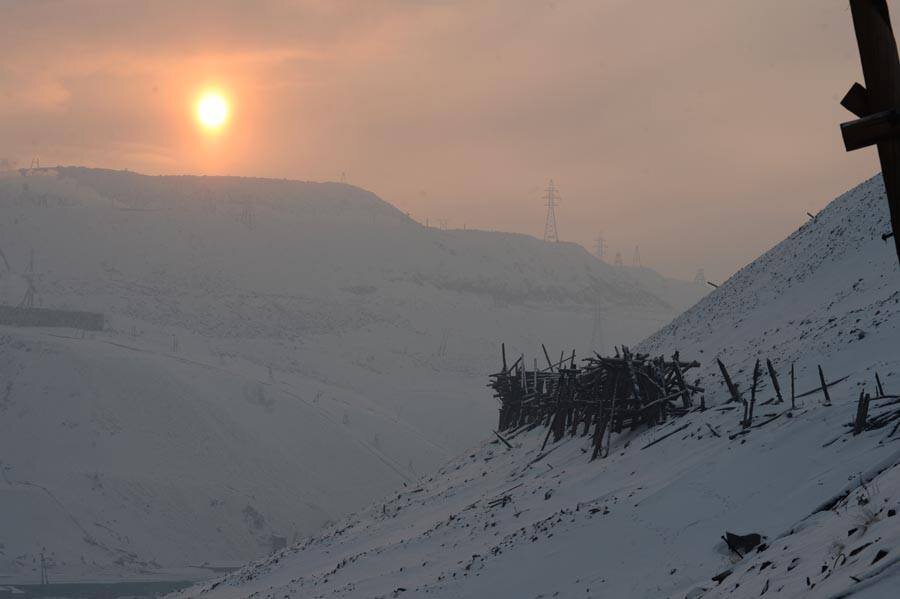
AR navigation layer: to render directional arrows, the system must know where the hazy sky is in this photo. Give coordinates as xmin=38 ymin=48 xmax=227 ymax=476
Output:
xmin=0 ymin=0 xmax=890 ymax=280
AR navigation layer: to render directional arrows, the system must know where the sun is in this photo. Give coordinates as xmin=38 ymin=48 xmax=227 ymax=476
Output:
xmin=196 ymin=91 xmax=229 ymax=131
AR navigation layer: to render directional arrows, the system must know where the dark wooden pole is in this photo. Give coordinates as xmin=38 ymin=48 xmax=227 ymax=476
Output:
xmin=790 ymin=362 xmax=796 ymax=409
xmin=818 ymin=365 xmax=833 ymax=406
xmin=847 ymin=0 xmax=900 ymax=263
xmin=766 ymin=359 xmax=784 ymax=404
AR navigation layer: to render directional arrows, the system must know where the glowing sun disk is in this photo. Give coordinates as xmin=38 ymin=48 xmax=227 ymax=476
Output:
xmin=196 ymin=92 xmax=229 ymax=131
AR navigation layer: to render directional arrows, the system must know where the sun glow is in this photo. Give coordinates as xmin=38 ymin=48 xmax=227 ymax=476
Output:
xmin=196 ymin=91 xmax=229 ymax=131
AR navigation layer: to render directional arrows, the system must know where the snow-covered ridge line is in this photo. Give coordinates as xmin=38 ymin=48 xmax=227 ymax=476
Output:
xmin=0 ymin=167 xmax=704 ymax=582
xmin=175 ymin=174 xmax=899 ymax=598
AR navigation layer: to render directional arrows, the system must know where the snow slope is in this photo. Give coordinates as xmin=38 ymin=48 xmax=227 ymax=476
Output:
xmin=0 ymin=167 xmax=703 ymax=582
xmin=176 ymin=175 xmax=900 ymax=598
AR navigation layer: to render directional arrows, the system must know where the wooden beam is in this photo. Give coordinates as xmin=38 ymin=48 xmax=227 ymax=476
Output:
xmin=841 ymin=109 xmax=900 ymax=151
xmin=842 ymin=82 xmax=871 ymax=118
xmin=848 ymin=0 xmax=900 ymax=263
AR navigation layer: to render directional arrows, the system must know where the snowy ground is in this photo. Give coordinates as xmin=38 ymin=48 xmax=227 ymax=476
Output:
xmin=0 ymin=167 xmax=704 ymax=582
xmin=175 ymin=175 xmax=900 ymax=598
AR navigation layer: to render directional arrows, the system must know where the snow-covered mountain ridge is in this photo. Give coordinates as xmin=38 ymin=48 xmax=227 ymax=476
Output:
xmin=177 ymin=175 xmax=900 ymax=598
xmin=0 ymin=167 xmax=704 ymax=582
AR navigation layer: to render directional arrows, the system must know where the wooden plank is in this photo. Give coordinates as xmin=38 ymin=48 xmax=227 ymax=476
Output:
xmin=841 ymin=82 xmax=871 ymax=118
xmin=841 ymin=109 xmax=900 ymax=151
xmin=795 ymin=373 xmax=850 ymax=399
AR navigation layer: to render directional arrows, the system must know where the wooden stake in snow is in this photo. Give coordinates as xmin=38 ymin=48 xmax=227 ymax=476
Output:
xmin=790 ymin=362 xmax=796 ymax=409
xmin=841 ymin=0 xmax=900 ymax=264
xmin=853 ymin=390 xmax=871 ymax=435
xmin=746 ymin=359 xmax=761 ymax=427
xmin=766 ymin=359 xmax=784 ymax=404
xmin=818 ymin=365 xmax=833 ymax=406
xmin=717 ymin=359 xmax=743 ymax=405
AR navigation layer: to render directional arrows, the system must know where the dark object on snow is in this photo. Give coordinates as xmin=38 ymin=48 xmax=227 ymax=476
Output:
xmin=818 ymin=365 xmax=833 ymax=406
xmin=490 ymin=345 xmax=701 ymax=461
xmin=724 ymin=532 xmax=762 ymax=555
xmin=853 ymin=390 xmax=871 ymax=434
xmin=492 ymin=430 xmax=512 ymax=449
xmin=711 ymin=569 xmax=732 ymax=584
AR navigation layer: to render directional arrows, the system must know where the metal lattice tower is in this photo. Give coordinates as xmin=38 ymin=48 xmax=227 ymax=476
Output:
xmin=542 ymin=179 xmax=560 ymax=243
xmin=614 ymin=251 xmax=623 ymax=267
xmin=632 ymin=245 xmax=642 ymax=268
xmin=594 ymin=233 xmax=606 ymax=259
xmin=694 ymin=268 xmax=706 ymax=285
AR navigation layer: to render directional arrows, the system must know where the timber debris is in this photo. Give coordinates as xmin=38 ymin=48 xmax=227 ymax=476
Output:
xmin=489 ymin=344 xmax=702 ymax=460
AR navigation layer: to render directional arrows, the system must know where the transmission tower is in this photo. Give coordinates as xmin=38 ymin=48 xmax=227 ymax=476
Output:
xmin=542 ymin=179 xmax=560 ymax=243
xmin=593 ymin=233 xmax=606 ymax=260
xmin=694 ymin=268 xmax=706 ymax=285
xmin=632 ymin=245 xmax=642 ymax=268
xmin=613 ymin=251 xmax=623 ymax=268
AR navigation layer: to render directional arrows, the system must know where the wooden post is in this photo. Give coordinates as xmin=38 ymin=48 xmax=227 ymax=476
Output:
xmin=853 ymin=390 xmax=871 ymax=434
xmin=818 ymin=365 xmax=833 ymax=406
xmin=747 ymin=359 xmax=761 ymax=428
xmin=790 ymin=362 xmax=796 ymax=409
xmin=717 ymin=359 xmax=743 ymax=404
xmin=843 ymin=0 xmax=900 ymax=263
xmin=876 ymin=371 xmax=886 ymax=396
xmin=766 ymin=359 xmax=784 ymax=404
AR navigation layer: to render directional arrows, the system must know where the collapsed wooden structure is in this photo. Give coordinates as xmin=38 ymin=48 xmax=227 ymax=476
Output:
xmin=489 ymin=344 xmax=702 ymax=460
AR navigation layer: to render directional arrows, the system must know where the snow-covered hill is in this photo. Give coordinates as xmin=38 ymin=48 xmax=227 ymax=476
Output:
xmin=176 ymin=175 xmax=900 ymax=598
xmin=0 ymin=167 xmax=703 ymax=582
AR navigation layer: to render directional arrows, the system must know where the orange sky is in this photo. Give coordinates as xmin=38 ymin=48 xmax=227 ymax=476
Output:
xmin=0 ymin=0 xmax=889 ymax=280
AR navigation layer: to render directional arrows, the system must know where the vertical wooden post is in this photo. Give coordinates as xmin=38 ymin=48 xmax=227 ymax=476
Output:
xmin=847 ymin=0 xmax=900 ymax=263
xmin=853 ymin=389 xmax=871 ymax=434
xmin=747 ymin=360 xmax=761 ymax=428
xmin=790 ymin=363 xmax=796 ymax=409
xmin=818 ymin=365 xmax=833 ymax=406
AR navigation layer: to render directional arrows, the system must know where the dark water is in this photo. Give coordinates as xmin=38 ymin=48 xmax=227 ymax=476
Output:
xmin=0 ymin=581 xmax=193 ymax=599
